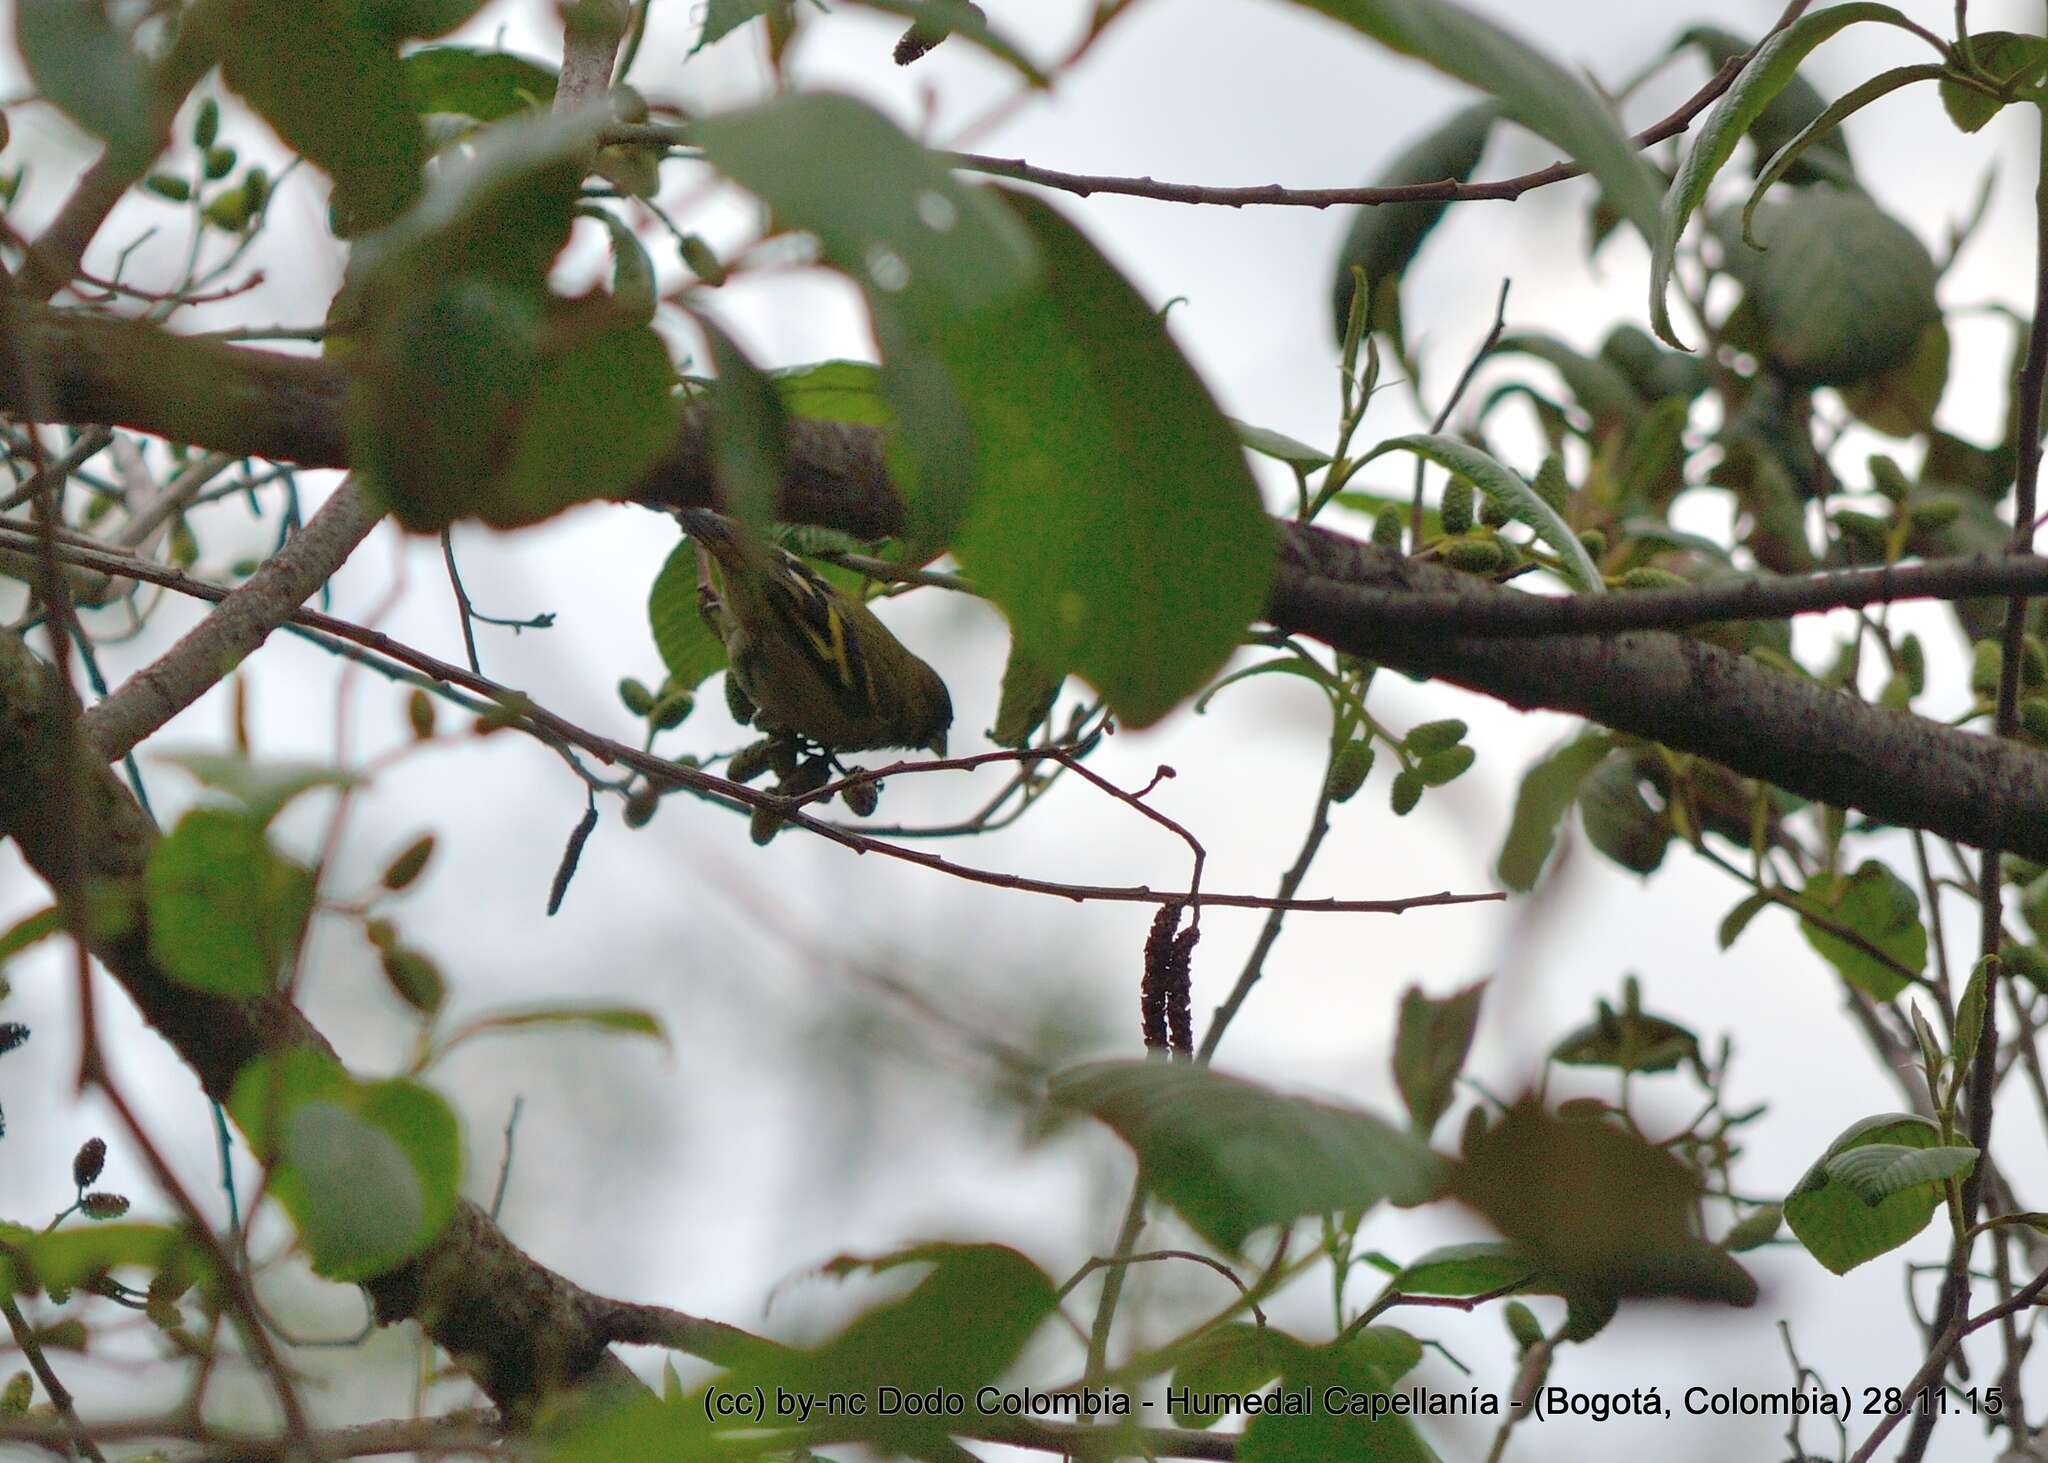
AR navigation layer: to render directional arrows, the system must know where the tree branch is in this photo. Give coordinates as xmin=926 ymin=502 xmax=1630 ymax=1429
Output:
xmin=9 ymin=303 xmax=2048 ymax=859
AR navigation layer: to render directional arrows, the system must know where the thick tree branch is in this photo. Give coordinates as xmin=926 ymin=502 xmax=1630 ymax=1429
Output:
xmin=78 ymin=477 xmax=381 ymax=760
xmin=7 ymin=304 xmax=2048 ymax=857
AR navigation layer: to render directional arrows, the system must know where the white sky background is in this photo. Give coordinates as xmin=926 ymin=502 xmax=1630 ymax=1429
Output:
xmin=0 ymin=0 xmax=2044 ymax=1458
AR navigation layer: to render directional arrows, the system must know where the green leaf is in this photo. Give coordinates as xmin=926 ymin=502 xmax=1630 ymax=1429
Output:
xmin=203 ymin=0 xmax=426 ymax=233
xmin=1672 ymin=24 xmax=1856 ymax=187
xmin=1549 ymin=981 xmax=1702 ymax=1077
xmin=400 ymin=45 xmax=557 ymax=120
xmin=1797 ymin=860 xmax=1926 ymax=1000
xmin=1717 ymin=890 xmax=1773 ymax=949
xmin=1230 ymin=417 xmax=1334 ymax=470
xmin=1713 ymin=190 xmax=1941 ymax=389
xmin=692 ymin=0 xmax=785 ymax=53
xmin=990 ymin=640 xmax=1064 ymax=748
xmin=647 ymin=539 xmax=728 ymax=692
xmin=487 ymin=319 xmax=682 ymax=529
xmin=157 ymin=751 xmax=359 ymax=827
xmin=776 ymin=1245 xmax=1056 ymax=1455
xmin=935 ymin=192 xmax=1275 ymax=727
xmin=1952 ymin=955 xmax=1993 ymax=1086
xmin=1576 ymin=755 xmax=1671 ymax=876
xmin=1824 ymin=1141 xmax=1977 ymax=1205
xmin=1497 ymin=732 xmax=1617 ymax=890
xmin=1490 ymin=333 xmax=1644 ymax=437
xmin=1391 ymin=980 xmax=1484 ymax=1136
xmin=1170 ymin=1323 xmax=1290 ymax=1427
xmin=1942 ymin=32 xmax=2048 ymax=132
xmin=1289 ymin=0 xmax=1662 ymax=242
xmin=1839 ymin=317 xmax=1950 ymax=439
xmin=1650 ymin=3 xmax=1919 ymax=347
xmin=1784 ymin=1113 xmax=1946 ymax=1273
xmin=1393 ymin=1239 xmax=1536 ymax=1296
xmin=1328 ymin=102 xmax=1496 ymax=338
xmin=1 ymin=1223 xmax=207 ymax=1301
xmin=1457 ymin=1098 xmax=1758 ymax=1315
xmin=229 ymin=1049 xmax=461 ymax=1281
xmin=441 ymin=1003 xmax=668 ymax=1054
xmin=1051 ymin=1060 xmax=1446 ymax=1253
xmin=145 ymin=808 xmax=314 ymax=998
xmin=0 ymin=905 xmax=62 ymax=967
xmin=773 ymin=359 xmax=892 ymax=426
xmin=1721 ymin=1202 xmax=1783 ymax=1252
xmin=1360 ymin=435 xmax=1601 ymax=591
xmin=1240 ymin=1332 xmax=1438 ymax=1462
xmin=693 ymin=92 xmax=1037 ymax=545
xmin=698 ymin=318 xmax=786 ymax=529
xmin=1744 ymin=64 xmax=1940 ymax=229
xmin=16 ymin=0 xmax=157 ymax=168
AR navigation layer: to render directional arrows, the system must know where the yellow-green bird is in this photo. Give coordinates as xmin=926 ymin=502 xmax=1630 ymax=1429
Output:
xmin=679 ymin=509 xmax=953 ymax=756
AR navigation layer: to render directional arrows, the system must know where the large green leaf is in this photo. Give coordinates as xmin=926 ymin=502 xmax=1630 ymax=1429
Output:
xmin=1784 ymin=1113 xmax=1946 ymax=1273
xmin=229 ymin=1049 xmax=461 ymax=1281
xmin=16 ymin=0 xmax=156 ymax=168
xmin=145 ymin=808 xmax=314 ymax=998
xmin=1360 ymin=435 xmax=1601 ymax=591
xmin=1797 ymin=860 xmax=1926 ymax=1000
xmin=1328 ymin=102 xmax=1496 ymax=338
xmin=1240 ymin=1331 xmax=1438 ymax=1462
xmin=1286 ymin=0 xmax=1662 ymax=242
xmin=1052 ymin=1060 xmax=1445 ymax=1252
xmin=1650 ymin=3 xmax=1919 ymax=347
xmin=1497 ymin=732 xmax=1617 ymax=890
xmin=203 ymin=0 xmax=426 ymax=233
xmin=1393 ymin=1239 xmax=1537 ymax=1296
xmin=940 ymin=193 xmax=1276 ymax=727
xmin=1713 ymin=191 xmax=1940 ymax=387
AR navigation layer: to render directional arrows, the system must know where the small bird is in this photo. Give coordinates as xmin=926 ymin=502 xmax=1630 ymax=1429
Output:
xmin=678 ymin=509 xmax=953 ymax=756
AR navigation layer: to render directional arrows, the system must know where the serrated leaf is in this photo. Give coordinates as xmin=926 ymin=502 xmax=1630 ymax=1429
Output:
xmin=1360 ymin=435 xmax=1601 ymax=591
xmin=1650 ymin=3 xmax=1921 ymax=347
xmin=229 ymin=1049 xmax=460 ymax=1281
xmin=1823 ymin=1142 xmax=1976 ymax=1205
xmin=145 ymin=808 xmax=314 ymax=998
xmin=1497 ymin=733 xmax=1617 ymax=891
xmin=1784 ymin=1113 xmax=1944 ymax=1273
xmin=1797 ymin=860 xmax=1926 ymax=1000
xmin=1052 ymin=1060 xmax=1445 ymax=1253
xmin=1391 ymin=981 xmax=1484 ymax=1136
